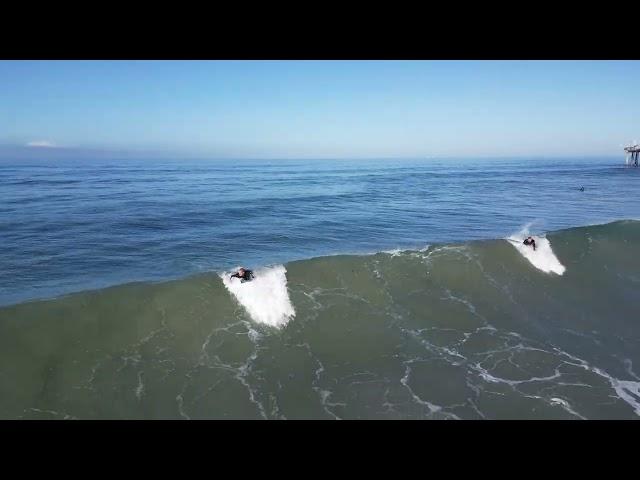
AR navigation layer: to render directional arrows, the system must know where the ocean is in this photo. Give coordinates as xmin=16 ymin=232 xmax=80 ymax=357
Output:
xmin=1 ymin=157 xmax=639 ymax=419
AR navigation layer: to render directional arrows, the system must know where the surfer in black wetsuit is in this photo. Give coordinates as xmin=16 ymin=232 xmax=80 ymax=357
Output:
xmin=523 ymin=236 xmax=536 ymax=251
xmin=230 ymin=267 xmax=254 ymax=282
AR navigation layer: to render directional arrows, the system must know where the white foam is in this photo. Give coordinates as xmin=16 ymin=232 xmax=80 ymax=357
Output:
xmin=507 ymin=226 xmax=566 ymax=275
xmin=556 ymin=348 xmax=640 ymax=417
xmin=220 ymin=265 xmax=295 ymax=328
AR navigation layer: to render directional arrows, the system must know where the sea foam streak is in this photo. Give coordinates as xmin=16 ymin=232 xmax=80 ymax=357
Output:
xmin=507 ymin=225 xmax=566 ymax=275
xmin=220 ymin=265 xmax=295 ymax=327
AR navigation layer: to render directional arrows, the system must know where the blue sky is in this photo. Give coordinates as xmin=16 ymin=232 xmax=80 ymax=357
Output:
xmin=1 ymin=60 xmax=639 ymax=159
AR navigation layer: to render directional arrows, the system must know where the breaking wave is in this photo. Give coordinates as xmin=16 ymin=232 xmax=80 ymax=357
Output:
xmin=507 ymin=224 xmax=566 ymax=275
xmin=220 ymin=265 xmax=295 ymax=327
xmin=1 ymin=220 xmax=639 ymax=419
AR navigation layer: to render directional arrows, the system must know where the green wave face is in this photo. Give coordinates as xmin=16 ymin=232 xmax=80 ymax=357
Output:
xmin=1 ymin=220 xmax=639 ymax=419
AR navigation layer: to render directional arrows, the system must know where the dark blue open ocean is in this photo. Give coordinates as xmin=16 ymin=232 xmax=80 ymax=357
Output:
xmin=1 ymin=157 xmax=638 ymax=306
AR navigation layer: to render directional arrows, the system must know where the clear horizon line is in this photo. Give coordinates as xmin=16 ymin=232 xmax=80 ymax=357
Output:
xmin=0 ymin=154 xmax=625 ymax=163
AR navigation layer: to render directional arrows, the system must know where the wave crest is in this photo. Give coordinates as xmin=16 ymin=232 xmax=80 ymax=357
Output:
xmin=220 ymin=265 xmax=295 ymax=327
xmin=507 ymin=225 xmax=566 ymax=275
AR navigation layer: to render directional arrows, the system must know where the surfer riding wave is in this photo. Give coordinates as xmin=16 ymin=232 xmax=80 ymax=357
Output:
xmin=230 ymin=267 xmax=255 ymax=283
xmin=523 ymin=236 xmax=536 ymax=251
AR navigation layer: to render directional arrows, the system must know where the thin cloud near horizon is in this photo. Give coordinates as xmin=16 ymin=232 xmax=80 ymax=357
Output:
xmin=26 ymin=140 xmax=58 ymax=148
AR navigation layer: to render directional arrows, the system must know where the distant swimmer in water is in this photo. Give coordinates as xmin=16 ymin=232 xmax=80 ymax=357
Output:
xmin=230 ymin=267 xmax=255 ymax=283
xmin=523 ymin=236 xmax=536 ymax=251
xmin=579 ymin=186 xmax=585 ymax=192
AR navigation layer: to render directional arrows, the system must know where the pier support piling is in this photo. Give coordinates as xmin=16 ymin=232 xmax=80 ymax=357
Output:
xmin=624 ymin=145 xmax=640 ymax=167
